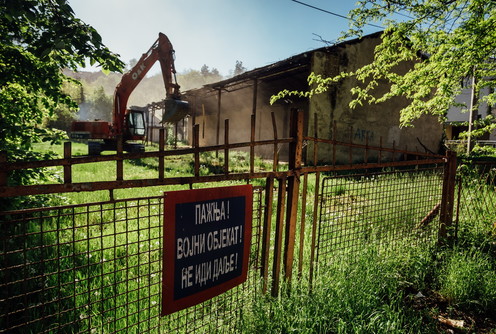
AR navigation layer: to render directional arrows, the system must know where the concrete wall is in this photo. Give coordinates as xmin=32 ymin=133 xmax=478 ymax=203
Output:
xmin=307 ymin=35 xmax=443 ymax=164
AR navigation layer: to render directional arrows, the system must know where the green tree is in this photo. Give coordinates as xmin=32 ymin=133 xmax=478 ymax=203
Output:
xmin=200 ymin=64 xmax=223 ymax=82
xmin=233 ymin=60 xmax=247 ymax=76
xmin=87 ymin=86 xmax=112 ymax=121
xmin=273 ymin=0 xmax=496 ymax=134
xmin=0 ymin=0 xmax=124 ymax=187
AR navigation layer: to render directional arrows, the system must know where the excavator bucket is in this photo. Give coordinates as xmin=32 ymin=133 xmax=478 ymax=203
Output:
xmin=161 ymin=98 xmax=189 ymax=123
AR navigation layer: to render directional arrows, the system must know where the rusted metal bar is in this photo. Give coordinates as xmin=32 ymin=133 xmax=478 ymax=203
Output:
xmin=313 ymin=113 xmax=318 ymax=166
xmin=261 ymin=176 xmax=274 ymax=293
xmin=298 ymin=172 xmax=308 ymax=278
xmin=224 ymin=119 xmax=229 ymax=175
xmin=250 ymin=114 xmax=255 ymax=174
xmin=116 ymin=135 xmax=123 ymax=181
xmin=216 ymin=89 xmax=222 ymax=148
xmin=271 ymin=112 xmax=278 ymax=171
xmin=416 ymin=202 xmax=441 ymax=229
xmin=302 ymin=158 xmax=446 ymax=173
xmin=147 ymin=108 xmax=152 ymax=145
xmin=159 ymin=128 xmax=165 ymax=180
xmin=0 ymin=195 xmax=163 ymax=215
xmin=283 ymin=109 xmax=303 ymax=283
xmin=439 ymin=150 xmax=457 ymax=243
xmin=1 ymin=133 xmax=443 ymax=175
xmin=0 ymin=157 xmax=446 ymax=198
xmin=202 ymin=104 xmax=206 ymax=139
xmin=1 ymin=138 xmax=295 ymax=172
xmin=191 ymin=97 xmax=197 ymax=142
xmin=63 ymin=142 xmax=72 ymax=184
xmin=252 ymin=79 xmax=258 ymax=118
xmin=454 ymin=176 xmax=462 ymax=240
xmin=193 ymin=124 xmax=200 ymax=178
xmin=271 ymin=176 xmax=286 ymax=297
xmin=302 ymin=135 xmax=443 ymax=159
xmin=309 ymin=171 xmax=320 ymax=290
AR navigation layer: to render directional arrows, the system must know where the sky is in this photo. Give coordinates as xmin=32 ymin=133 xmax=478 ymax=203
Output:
xmin=68 ymin=0 xmax=383 ymax=76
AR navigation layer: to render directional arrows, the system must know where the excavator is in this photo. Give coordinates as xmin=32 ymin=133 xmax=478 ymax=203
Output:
xmin=70 ymin=33 xmax=189 ymax=155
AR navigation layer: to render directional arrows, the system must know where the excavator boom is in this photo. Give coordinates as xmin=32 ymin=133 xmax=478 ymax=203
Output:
xmin=71 ymin=32 xmax=188 ymax=155
xmin=112 ymin=33 xmax=182 ymax=136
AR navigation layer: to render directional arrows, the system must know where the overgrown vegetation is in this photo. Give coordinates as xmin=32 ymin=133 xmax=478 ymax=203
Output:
xmin=2 ymin=142 xmax=493 ymax=333
xmin=242 ymin=242 xmax=496 ymax=333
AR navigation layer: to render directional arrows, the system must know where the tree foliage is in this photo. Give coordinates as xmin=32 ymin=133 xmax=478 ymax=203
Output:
xmin=273 ymin=0 xmax=496 ymax=132
xmin=233 ymin=60 xmax=247 ymax=76
xmin=0 ymin=0 xmax=124 ymax=186
xmin=87 ymin=86 xmax=112 ymax=122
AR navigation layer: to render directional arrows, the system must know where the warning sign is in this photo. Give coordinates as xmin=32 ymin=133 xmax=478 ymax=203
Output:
xmin=162 ymin=185 xmax=253 ymax=315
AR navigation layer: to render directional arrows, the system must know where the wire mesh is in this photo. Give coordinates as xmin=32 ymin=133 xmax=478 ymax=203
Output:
xmin=456 ymin=162 xmax=496 ymax=240
xmin=315 ymin=166 xmax=445 ymax=269
xmin=0 ymin=188 xmax=263 ymax=333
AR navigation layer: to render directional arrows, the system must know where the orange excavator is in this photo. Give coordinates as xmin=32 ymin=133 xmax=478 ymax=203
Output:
xmin=70 ymin=33 xmax=189 ymax=155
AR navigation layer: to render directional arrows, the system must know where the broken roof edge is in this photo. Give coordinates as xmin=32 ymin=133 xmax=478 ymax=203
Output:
xmin=194 ymin=30 xmax=384 ymax=91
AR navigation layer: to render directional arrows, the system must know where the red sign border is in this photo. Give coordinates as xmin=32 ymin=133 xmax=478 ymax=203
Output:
xmin=161 ymin=185 xmax=253 ymax=316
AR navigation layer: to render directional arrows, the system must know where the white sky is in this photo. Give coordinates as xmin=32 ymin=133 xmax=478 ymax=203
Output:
xmin=68 ymin=0 xmax=382 ymax=76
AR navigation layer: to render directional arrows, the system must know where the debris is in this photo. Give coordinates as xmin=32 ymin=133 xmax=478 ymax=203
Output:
xmin=415 ymin=291 xmax=425 ymax=299
xmin=438 ymin=315 xmax=465 ymax=329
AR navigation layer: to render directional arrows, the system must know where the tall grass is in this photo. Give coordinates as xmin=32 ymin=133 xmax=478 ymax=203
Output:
xmin=6 ymin=142 xmax=495 ymax=333
xmin=243 ymin=243 xmax=435 ymax=333
xmin=439 ymin=247 xmax=496 ymax=316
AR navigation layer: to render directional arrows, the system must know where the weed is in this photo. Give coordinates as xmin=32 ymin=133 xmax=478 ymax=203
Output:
xmin=438 ymin=247 xmax=496 ymax=316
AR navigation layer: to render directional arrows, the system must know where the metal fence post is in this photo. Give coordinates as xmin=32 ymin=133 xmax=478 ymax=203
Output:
xmin=116 ymin=135 xmax=124 ymax=181
xmin=283 ymin=108 xmax=304 ymax=283
xmin=159 ymin=128 xmax=165 ymax=180
xmin=63 ymin=142 xmax=72 ymax=184
xmin=439 ymin=150 xmax=457 ymax=243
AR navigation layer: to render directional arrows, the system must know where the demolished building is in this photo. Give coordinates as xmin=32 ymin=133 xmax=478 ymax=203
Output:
xmin=180 ymin=31 xmax=443 ymax=164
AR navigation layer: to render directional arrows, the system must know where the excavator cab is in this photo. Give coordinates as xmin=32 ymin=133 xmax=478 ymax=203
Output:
xmin=125 ymin=108 xmax=146 ymax=139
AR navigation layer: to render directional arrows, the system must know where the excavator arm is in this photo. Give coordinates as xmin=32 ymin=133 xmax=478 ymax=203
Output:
xmin=70 ymin=32 xmax=187 ymax=155
xmin=112 ymin=33 xmax=183 ymax=136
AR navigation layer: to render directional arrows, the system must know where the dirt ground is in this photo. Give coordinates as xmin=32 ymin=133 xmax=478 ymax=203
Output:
xmin=408 ymin=289 xmax=496 ymax=333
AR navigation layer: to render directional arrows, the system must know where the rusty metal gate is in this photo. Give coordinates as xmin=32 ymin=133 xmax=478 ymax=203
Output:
xmin=0 ymin=191 xmax=263 ymax=333
xmin=0 ymin=109 xmax=457 ymax=333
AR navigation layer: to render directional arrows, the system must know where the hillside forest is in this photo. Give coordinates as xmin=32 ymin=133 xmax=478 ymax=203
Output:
xmin=53 ymin=61 xmax=247 ymax=131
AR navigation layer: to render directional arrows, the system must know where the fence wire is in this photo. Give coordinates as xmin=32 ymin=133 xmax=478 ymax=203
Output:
xmin=0 ymin=189 xmax=263 ymax=333
xmin=315 ymin=167 xmax=445 ymax=270
xmin=456 ymin=162 xmax=496 ymax=241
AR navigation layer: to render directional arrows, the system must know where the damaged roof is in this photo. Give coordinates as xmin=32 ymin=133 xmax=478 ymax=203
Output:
xmin=199 ymin=31 xmax=383 ymax=91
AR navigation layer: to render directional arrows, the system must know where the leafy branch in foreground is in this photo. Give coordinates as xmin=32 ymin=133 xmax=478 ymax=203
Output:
xmin=272 ymin=0 xmax=496 ymax=131
xmin=270 ymin=72 xmax=349 ymax=105
xmin=0 ymin=0 xmax=125 ymax=188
